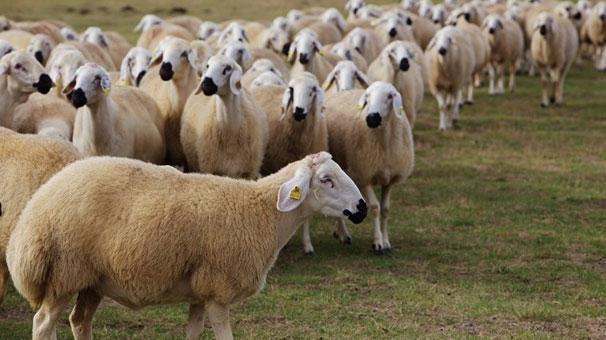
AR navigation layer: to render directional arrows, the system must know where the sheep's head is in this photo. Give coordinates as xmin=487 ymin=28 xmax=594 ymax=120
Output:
xmin=401 ymin=0 xmax=419 ymax=12
xmin=555 ymin=2 xmax=583 ymax=21
xmin=330 ymin=42 xmax=357 ymax=62
xmin=346 ymin=28 xmax=370 ymax=56
xmin=431 ymin=5 xmax=447 ymax=25
xmin=0 ymin=51 xmax=54 ymax=95
xmin=288 ymin=31 xmax=321 ymax=65
xmin=260 ymin=27 xmax=291 ymax=55
xmin=419 ymin=0 xmax=434 ymax=18
xmin=197 ymin=55 xmax=242 ymax=96
xmin=595 ymin=3 xmax=606 ymax=21
xmin=533 ymin=12 xmax=555 ymax=36
xmin=151 ymin=37 xmax=197 ymax=81
xmin=271 ymin=16 xmax=291 ymax=33
xmin=48 ymin=48 xmax=87 ymax=95
xmin=60 ymin=27 xmax=79 ymax=41
xmin=0 ymin=16 xmax=10 ymax=31
xmin=81 ymin=27 xmax=109 ymax=48
xmin=356 ymin=5 xmax=383 ymax=20
xmin=27 ymin=34 xmax=54 ymax=65
xmin=277 ymin=152 xmax=367 ymax=225
xmin=62 ymin=63 xmax=111 ymax=108
xmin=218 ymin=22 xmax=248 ymax=45
xmin=428 ymin=27 xmax=456 ymax=56
xmin=287 ymin=9 xmax=305 ymax=23
xmin=324 ymin=60 xmax=369 ymax=92
xmin=372 ymin=13 xmax=411 ymax=40
xmin=134 ymin=14 xmax=163 ymax=32
xmin=322 ymin=8 xmax=347 ymax=32
xmin=249 ymin=59 xmax=282 ymax=78
xmin=281 ymin=73 xmax=324 ymax=122
xmin=0 ymin=40 xmax=14 ymax=59
xmin=577 ymin=0 xmax=592 ymax=12
xmin=382 ymin=41 xmax=416 ymax=72
xmin=483 ymin=15 xmax=504 ymax=35
xmin=219 ymin=41 xmax=251 ymax=68
xmin=357 ymin=81 xmax=404 ymax=128
xmin=345 ymin=0 xmax=366 ymax=18
xmin=251 ymin=71 xmax=286 ymax=88
xmin=119 ymin=47 xmax=152 ymax=87
xmin=197 ymin=21 xmax=220 ymax=40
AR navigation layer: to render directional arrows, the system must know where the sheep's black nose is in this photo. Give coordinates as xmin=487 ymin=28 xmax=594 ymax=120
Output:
xmin=438 ymin=47 xmax=447 ymax=56
xmin=601 ymin=14 xmax=606 ymax=21
xmin=574 ymin=12 xmax=582 ymax=20
xmin=282 ymin=42 xmax=291 ymax=56
xmin=488 ymin=28 xmax=495 ymax=34
xmin=159 ymin=62 xmax=174 ymax=81
xmin=135 ymin=71 xmax=146 ymax=86
xmin=407 ymin=17 xmax=413 ymax=25
xmin=343 ymin=199 xmax=367 ymax=224
xmin=293 ymin=107 xmax=307 ymax=121
xmin=200 ymin=77 xmax=218 ymax=96
xmin=34 ymin=51 xmax=44 ymax=64
xmin=434 ymin=19 xmax=440 ymax=24
xmin=464 ymin=13 xmax=471 ymax=22
xmin=399 ymin=58 xmax=410 ymax=71
xmin=389 ymin=28 xmax=397 ymax=37
xmin=539 ymin=25 xmax=547 ymax=35
xmin=366 ymin=113 xmax=382 ymax=128
xmin=353 ymin=7 xmax=359 ymax=15
xmin=34 ymin=73 xmax=54 ymax=94
xmin=299 ymin=53 xmax=309 ymax=64
xmin=69 ymin=88 xmax=87 ymax=108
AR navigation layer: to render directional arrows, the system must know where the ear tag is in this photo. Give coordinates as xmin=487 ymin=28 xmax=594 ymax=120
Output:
xmin=103 ymin=87 xmax=111 ymax=96
xmin=117 ymin=79 xmax=128 ymax=86
xmin=322 ymin=80 xmax=330 ymax=90
xmin=289 ymin=186 xmax=302 ymax=200
xmin=356 ymin=104 xmax=362 ymax=110
xmin=318 ymin=50 xmax=325 ymax=56
xmin=400 ymin=107 xmax=405 ymax=113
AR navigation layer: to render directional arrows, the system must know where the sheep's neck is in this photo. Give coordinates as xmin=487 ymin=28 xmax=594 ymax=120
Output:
xmin=216 ymin=92 xmax=243 ymax=130
xmin=171 ymin=65 xmax=198 ymax=110
xmin=76 ymin=97 xmax=116 ymax=156
xmin=0 ymin=76 xmax=29 ymax=127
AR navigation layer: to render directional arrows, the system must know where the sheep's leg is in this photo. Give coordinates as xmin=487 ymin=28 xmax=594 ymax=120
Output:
xmin=497 ymin=64 xmax=505 ymax=94
xmin=488 ymin=64 xmax=496 ymax=95
xmin=207 ymin=301 xmax=233 ymax=340
xmin=436 ymin=92 xmax=449 ymax=131
xmin=508 ymin=62 xmax=516 ymax=92
xmin=466 ymin=80 xmax=474 ymax=105
xmin=380 ymin=184 xmax=393 ymax=251
xmin=549 ymin=69 xmax=560 ymax=105
xmin=474 ymin=71 xmax=482 ymax=87
xmin=33 ymin=295 xmax=71 ymax=340
xmin=364 ymin=186 xmax=383 ymax=255
xmin=555 ymin=72 xmax=566 ymax=105
xmin=333 ymin=219 xmax=352 ymax=245
xmin=540 ymin=70 xmax=549 ymax=107
xmin=0 ymin=264 xmax=8 ymax=304
xmin=186 ymin=303 xmax=206 ymax=340
xmin=301 ymin=222 xmax=315 ymax=254
xmin=450 ymin=93 xmax=461 ymax=127
xmin=69 ymin=289 xmax=102 ymax=340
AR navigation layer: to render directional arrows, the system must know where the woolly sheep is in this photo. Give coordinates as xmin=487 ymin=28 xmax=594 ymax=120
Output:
xmin=343 ymin=28 xmax=386 ymax=64
xmin=323 ymin=60 xmax=370 ymax=94
xmin=0 ymin=128 xmax=79 ymax=304
xmin=241 ymin=58 xmax=285 ymax=89
xmin=367 ymin=41 xmax=424 ymax=127
xmin=327 ymin=41 xmax=369 ymax=71
xmin=250 ymin=26 xmax=291 ymax=56
xmin=60 ymin=26 xmax=78 ymax=41
xmin=0 ymin=29 xmax=34 ymax=50
xmin=11 ymin=93 xmax=75 ymax=140
xmin=431 ymin=4 xmax=449 ymax=26
xmin=137 ymin=22 xmax=194 ymax=51
xmin=250 ymin=71 xmax=286 ymax=89
xmin=0 ymin=39 xmax=14 ymax=58
xmin=119 ymin=47 xmax=152 ymax=87
xmin=81 ymin=27 xmax=132 ymax=69
xmin=531 ymin=12 xmax=579 ymax=106
xmin=324 ymin=81 xmax=414 ymax=254
xmin=64 ymin=63 xmax=165 ymax=163
xmin=61 ymin=40 xmax=117 ymax=71
xmin=217 ymin=22 xmax=249 ymax=47
xmin=346 ymin=0 xmax=368 ymax=21
xmin=46 ymin=45 xmax=88 ymax=97
xmin=7 ymin=152 xmax=366 ymax=340
xmin=373 ymin=12 xmax=416 ymax=43
xmin=482 ymin=14 xmax=525 ymax=94
xmin=289 ymin=30 xmax=336 ymax=82
xmin=26 ymin=34 xmax=54 ymax=65
xmin=181 ymin=55 xmax=268 ymax=178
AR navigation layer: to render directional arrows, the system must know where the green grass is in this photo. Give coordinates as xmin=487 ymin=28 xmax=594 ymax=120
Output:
xmin=2 ymin=1 xmax=606 ymax=338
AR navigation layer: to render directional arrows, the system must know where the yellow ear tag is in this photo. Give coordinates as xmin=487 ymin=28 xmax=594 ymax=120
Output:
xmin=103 ymin=87 xmax=111 ymax=96
xmin=356 ymin=104 xmax=362 ymax=110
xmin=288 ymin=186 xmax=301 ymax=200
xmin=322 ymin=80 xmax=330 ymax=90
xmin=117 ymin=79 xmax=128 ymax=86
xmin=318 ymin=50 xmax=325 ymax=56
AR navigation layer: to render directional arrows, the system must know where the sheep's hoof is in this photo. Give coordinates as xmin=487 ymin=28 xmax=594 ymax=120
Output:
xmin=332 ymin=231 xmax=339 ymax=239
xmin=344 ymin=236 xmax=352 ymax=245
xmin=549 ymin=96 xmax=556 ymax=104
xmin=453 ymin=120 xmax=461 ymax=129
xmin=372 ymin=244 xmax=384 ymax=255
xmin=458 ymin=103 xmax=464 ymax=109
xmin=465 ymin=100 xmax=474 ymax=106
xmin=304 ymin=250 xmax=315 ymax=256
xmin=540 ymin=103 xmax=548 ymax=108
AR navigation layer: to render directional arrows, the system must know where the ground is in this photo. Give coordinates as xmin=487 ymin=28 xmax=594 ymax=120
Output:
xmin=1 ymin=1 xmax=606 ymax=339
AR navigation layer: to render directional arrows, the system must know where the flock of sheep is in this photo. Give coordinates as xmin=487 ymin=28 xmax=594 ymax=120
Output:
xmin=0 ymin=0 xmax=602 ymax=338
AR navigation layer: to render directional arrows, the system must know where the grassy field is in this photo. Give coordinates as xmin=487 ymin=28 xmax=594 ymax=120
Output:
xmin=1 ymin=1 xmax=606 ymax=338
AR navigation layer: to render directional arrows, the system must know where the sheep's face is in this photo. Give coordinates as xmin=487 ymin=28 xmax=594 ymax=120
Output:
xmin=357 ymin=81 xmax=403 ymax=128
xmin=198 ymin=55 xmax=242 ymax=96
xmin=0 ymin=51 xmax=53 ymax=95
xmin=81 ymin=27 xmax=108 ymax=47
xmin=277 ymin=152 xmax=367 ymax=225
xmin=48 ymin=50 xmax=86 ymax=94
xmin=322 ymin=8 xmax=347 ymax=32
xmin=534 ymin=13 xmax=554 ymax=36
xmin=249 ymin=59 xmax=282 ymax=78
xmin=151 ymin=37 xmax=197 ymax=82
xmin=432 ymin=6 xmax=447 ymax=25
xmin=556 ymin=2 xmax=583 ymax=21
xmin=419 ymin=1 xmax=433 ymax=18
xmin=287 ymin=9 xmax=305 ymax=23
xmin=483 ymin=15 xmax=504 ymax=35
xmin=62 ymin=63 xmax=111 ymax=108
xmin=262 ymin=28 xmax=290 ymax=55
xmin=431 ymin=29 xmax=455 ymax=56
xmin=251 ymin=71 xmax=285 ymax=88
xmin=0 ymin=16 xmax=10 ymax=31
xmin=60 ymin=27 xmax=79 ymax=41
xmin=346 ymin=29 xmax=370 ymax=55
xmin=331 ymin=42 xmax=356 ymax=61
xmin=288 ymin=32 xmax=321 ymax=65
xmin=281 ymin=74 xmax=323 ymax=122
xmin=120 ymin=47 xmax=152 ymax=87
xmin=218 ymin=23 xmax=248 ymax=45
xmin=373 ymin=14 xmax=410 ymax=40
xmin=271 ymin=17 xmax=291 ymax=32
xmin=197 ymin=22 xmax=220 ymax=40
xmin=27 ymin=34 xmax=54 ymax=65
xmin=345 ymin=0 xmax=366 ymax=17
xmin=134 ymin=14 xmax=163 ymax=32
xmin=324 ymin=61 xmax=369 ymax=92
xmin=356 ymin=6 xmax=383 ymax=20
xmin=219 ymin=41 xmax=250 ymax=68
xmin=0 ymin=40 xmax=14 ymax=59
xmin=596 ymin=4 xmax=606 ymax=21
xmin=384 ymin=42 xmax=415 ymax=72
xmin=401 ymin=0 xmax=419 ymax=12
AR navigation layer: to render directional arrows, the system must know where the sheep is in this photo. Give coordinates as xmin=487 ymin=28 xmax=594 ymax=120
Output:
xmin=81 ymin=27 xmax=132 ymax=70
xmin=367 ymin=41 xmax=424 ymax=127
xmin=6 ymin=151 xmax=366 ymax=340
xmin=431 ymin=4 xmax=449 ymax=26
xmin=166 ymin=15 xmax=204 ymax=36
xmin=60 ymin=26 xmax=78 ymax=41
xmin=46 ymin=45 xmax=88 ymax=97
xmin=139 ymin=36 xmax=200 ymax=166
xmin=0 ymin=29 xmax=34 ymax=50
xmin=0 ymin=16 xmax=10 ymax=31
xmin=289 ymin=30 xmax=336 ymax=83
xmin=220 ymin=40 xmax=289 ymax=78
xmin=326 ymin=41 xmax=369 ymax=71
xmin=11 ymin=93 xmax=75 ymax=140
xmin=217 ymin=22 xmax=249 ymax=47
xmin=181 ymin=55 xmax=268 ymax=179
xmin=343 ymin=28 xmax=386 ymax=64
xmin=581 ymin=3 xmax=606 ymax=70
xmin=410 ymin=13 xmax=440 ymax=49
xmin=64 ymin=63 xmax=165 ymax=163
xmin=0 ymin=128 xmax=80 ymax=304
xmin=0 ymin=39 xmax=14 ymax=58
xmin=241 ymin=58 xmax=285 ymax=89
xmin=119 ymin=47 xmax=152 ymax=87
xmin=137 ymin=22 xmax=195 ymax=51
xmin=134 ymin=14 xmax=164 ymax=33
xmin=323 ymin=81 xmax=414 ymax=254
xmin=61 ymin=40 xmax=116 ymax=71
xmin=482 ymin=14 xmax=525 ymax=95
xmin=346 ymin=0 xmax=368 ymax=21
xmin=250 ymin=26 xmax=291 ymax=56
xmin=0 ymin=51 xmax=54 ymax=129
xmin=530 ymin=12 xmax=579 ymax=107
xmin=425 ymin=27 xmax=476 ymax=130
xmin=197 ymin=21 xmax=221 ymax=41
xmin=373 ymin=12 xmax=416 ymax=43
xmin=323 ymin=60 xmax=370 ymax=94
xmin=26 ymin=34 xmax=54 ymax=65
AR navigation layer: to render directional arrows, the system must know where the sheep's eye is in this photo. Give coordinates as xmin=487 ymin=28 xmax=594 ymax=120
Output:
xmin=320 ymin=177 xmax=334 ymax=188
xmin=388 ymin=94 xmax=393 ymax=100
xmin=223 ymin=65 xmax=232 ymax=74
xmin=14 ymin=63 xmax=22 ymax=70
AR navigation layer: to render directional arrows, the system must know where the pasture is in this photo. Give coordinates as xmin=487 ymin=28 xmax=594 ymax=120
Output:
xmin=1 ymin=0 xmax=606 ymax=338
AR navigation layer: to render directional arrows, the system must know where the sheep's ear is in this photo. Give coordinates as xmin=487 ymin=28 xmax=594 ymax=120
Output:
xmin=241 ymin=29 xmax=249 ymax=42
xmin=313 ymin=39 xmax=322 ymax=53
xmin=229 ymin=64 xmax=242 ymax=95
xmin=315 ymin=86 xmax=325 ymax=117
xmin=62 ymin=77 xmax=76 ymax=95
xmin=277 ymin=167 xmax=312 ymax=212
xmin=281 ymin=86 xmax=293 ymax=117
xmin=100 ymin=73 xmax=111 ymax=95
xmin=356 ymin=71 xmax=370 ymax=88
xmin=287 ymin=46 xmax=297 ymax=64
xmin=357 ymin=91 xmax=368 ymax=113
xmin=187 ymin=48 xmax=198 ymax=67
xmin=150 ymin=48 xmax=163 ymax=67
xmin=323 ymin=68 xmax=338 ymax=90
xmin=119 ymin=57 xmax=131 ymax=84
xmin=392 ymin=91 xmax=404 ymax=118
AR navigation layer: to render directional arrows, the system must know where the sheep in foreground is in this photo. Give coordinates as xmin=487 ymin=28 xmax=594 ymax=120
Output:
xmin=251 ymin=73 xmax=328 ymax=253
xmin=425 ymin=27 xmax=475 ymax=130
xmin=11 ymin=93 xmax=75 ymax=140
xmin=324 ymin=60 xmax=370 ymax=94
xmin=7 ymin=152 xmax=366 ymax=340
xmin=367 ymin=41 xmax=424 ymax=127
xmin=482 ymin=14 xmax=525 ymax=95
xmin=531 ymin=12 xmax=579 ymax=107
xmin=289 ymin=30 xmax=336 ymax=82
xmin=119 ymin=47 xmax=152 ymax=87
xmin=0 ymin=128 xmax=80 ymax=305
xmin=323 ymin=81 xmax=414 ymax=254
xmin=0 ymin=51 xmax=54 ymax=128
xmin=181 ymin=55 xmax=268 ymax=179
xmin=65 ymin=63 xmax=165 ymax=163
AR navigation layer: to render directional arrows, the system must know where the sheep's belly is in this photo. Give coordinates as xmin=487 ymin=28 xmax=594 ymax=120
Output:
xmin=96 ymin=276 xmax=198 ymax=309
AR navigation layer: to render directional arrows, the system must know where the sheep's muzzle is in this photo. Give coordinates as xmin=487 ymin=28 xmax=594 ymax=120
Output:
xmin=34 ymin=74 xmax=54 ymax=94
xmin=389 ymin=28 xmax=398 ymax=38
xmin=489 ymin=28 xmax=495 ymax=34
xmin=539 ymin=25 xmax=548 ymax=35
xmin=68 ymin=88 xmax=87 ymax=108
xmin=293 ymin=107 xmax=307 ymax=121
xmin=399 ymin=58 xmax=410 ymax=71
xmin=159 ymin=62 xmax=174 ymax=81
xmin=200 ymin=77 xmax=218 ymax=96
xmin=366 ymin=113 xmax=382 ymax=128
xmin=438 ymin=47 xmax=447 ymax=56
xmin=343 ymin=199 xmax=367 ymax=224
xmin=282 ymin=43 xmax=291 ymax=56
xmin=299 ymin=53 xmax=309 ymax=64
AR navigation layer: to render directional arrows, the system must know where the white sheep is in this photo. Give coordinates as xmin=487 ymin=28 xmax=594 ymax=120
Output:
xmin=241 ymin=58 xmax=285 ymax=89
xmin=346 ymin=0 xmax=368 ymax=21
xmin=46 ymin=45 xmax=88 ymax=97
xmin=373 ymin=12 xmax=415 ymax=43
xmin=26 ymin=34 xmax=54 ymax=65
xmin=181 ymin=55 xmax=268 ymax=179
xmin=197 ymin=21 xmax=221 ymax=41
xmin=119 ymin=47 xmax=152 ymax=87
xmin=250 ymin=71 xmax=286 ymax=88
xmin=7 ymin=152 xmax=366 ymax=340
xmin=581 ymin=3 xmax=606 ymax=70
xmin=531 ymin=12 xmax=579 ymax=106
xmin=11 ymin=93 xmax=75 ymax=140
xmin=368 ymin=41 xmax=425 ymax=127
xmin=431 ymin=4 xmax=449 ymax=26
xmin=323 ymin=60 xmax=370 ymax=94
xmin=327 ymin=41 xmax=369 ymax=71
xmin=64 ymin=63 xmax=165 ymax=163
xmin=217 ymin=22 xmax=249 ymax=47
xmin=60 ymin=26 xmax=78 ymax=41
xmin=324 ymin=81 xmax=414 ymax=254
xmin=289 ymin=30 xmax=336 ymax=82
xmin=250 ymin=25 xmax=291 ymax=56
xmin=0 ymin=39 xmax=14 ymax=58
xmin=343 ymin=28 xmax=386 ymax=64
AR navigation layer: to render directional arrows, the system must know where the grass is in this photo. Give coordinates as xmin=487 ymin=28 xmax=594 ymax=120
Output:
xmin=2 ymin=1 xmax=606 ymax=338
